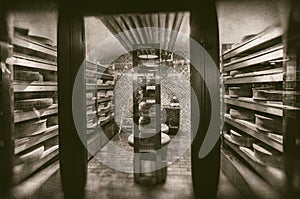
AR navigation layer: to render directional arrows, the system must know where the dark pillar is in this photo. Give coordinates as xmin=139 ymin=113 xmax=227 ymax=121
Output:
xmin=284 ymin=0 xmax=300 ymax=197
xmin=0 ymin=5 xmax=14 ymax=198
xmin=58 ymin=5 xmax=87 ymax=198
xmin=190 ymin=0 xmax=220 ymax=198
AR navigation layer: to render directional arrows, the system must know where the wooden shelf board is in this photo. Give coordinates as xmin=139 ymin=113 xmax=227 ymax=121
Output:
xmin=13 ymin=36 xmax=57 ymax=57
xmin=223 ymin=26 xmax=283 ymax=60
xmin=13 ymin=53 xmax=57 ymax=66
xmin=85 ymin=60 xmax=114 ymax=71
xmin=225 ymin=114 xmax=283 ymax=152
xmin=97 ymin=97 xmax=112 ymax=103
xmin=221 ymin=149 xmax=281 ymax=198
xmin=98 ymin=85 xmax=114 ymax=90
xmin=86 ymin=84 xmax=114 ymax=91
xmin=86 ymin=111 xmax=97 ymax=116
xmin=85 ymin=69 xmax=114 ymax=80
xmin=14 ymin=104 xmax=58 ymax=123
xmin=223 ymin=47 xmax=283 ymax=72
xmin=86 ymin=100 xmax=95 ymax=107
xmin=13 ymin=146 xmax=59 ymax=184
xmin=224 ymin=139 xmax=287 ymax=192
xmin=100 ymin=116 xmax=114 ymax=127
xmin=98 ymin=108 xmax=112 ymax=115
xmin=224 ymin=73 xmax=282 ymax=84
xmin=14 ymin=32 xmax=57 ymax=51
xmin=100 ymin=74 xmax=114 ymax=80
xmin=14 ymin=125 xmax=59 ymax=154
xmin=13 ymin=57 xmax=57 ymax=71
xmin=14 ymin=82 xmax=58 ymax=92
xmin=225 ymin=96 xmax=283 ymax=117
xmin=12 ymin=161 xmax=59 ymax=198
xmin=87 ymin=122 xmax=97 ymax=130
xmin=86 ymin=84 xmax=96 ymax=90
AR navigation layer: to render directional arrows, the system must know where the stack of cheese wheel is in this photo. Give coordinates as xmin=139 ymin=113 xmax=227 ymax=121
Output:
xmin=14 ymin=70 xmax=43 ymax=82
xmin=229 ymin=108 xmax=254 ymax=121
xmin=255 ymin=114 xmax=282 ymax=134
xmin=14 ymin=98 xmax=53 ymax=111
xmin=253 ymin=143 xmax=283 ymax=168
xmin=229 ymin=87 xmax=252 ymax=98
xmin=253 ymin=88 xmax=283 ymax=101
xmin=230 ymin=130 xmax=254 ymax=147
xmin=15 ymin=119 xmax=47 ymax=138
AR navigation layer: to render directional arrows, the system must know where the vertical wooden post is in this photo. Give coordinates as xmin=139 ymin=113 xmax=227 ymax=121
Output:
xmin=190 ymin=0 xmax=220 ymax=198
xmin=58 ymin=5 xmax=87 ymax=198
xmin=0 ymin=8 xmax=14 ymax=198
xmin=283 ymin=0 xmax=300 ymax=197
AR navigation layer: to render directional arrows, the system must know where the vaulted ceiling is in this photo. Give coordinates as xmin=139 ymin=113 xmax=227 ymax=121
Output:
xmin=99 ymin=12 xmax=190 ymax=53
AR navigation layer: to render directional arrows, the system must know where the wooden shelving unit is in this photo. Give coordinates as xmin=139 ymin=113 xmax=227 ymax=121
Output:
xmin=14 ymin=104 xmax=58 ymax=123
xmin=130 ymin=44 xmax=170 ymax=185
xmin=224 ymin=139 xmax=287 ymax=190
xmin=224 ymin=96 xmax=283 ymax=117
xmin=0 ymin=27 xmax=60 ymax=186
xmin=220 ymin=25 xmax=297 ymax=197
xmin=85 ymin=60 xmax=116 ymax=160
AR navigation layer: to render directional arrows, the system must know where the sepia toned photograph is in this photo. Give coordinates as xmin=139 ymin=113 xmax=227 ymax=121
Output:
xmin=0 ymin=0 xmax=299 ymax=198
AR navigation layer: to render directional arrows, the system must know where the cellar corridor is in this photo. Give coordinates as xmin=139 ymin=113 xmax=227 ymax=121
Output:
xmin=13 ymin=131 xmax=241 ymax=199
xmin=1 ymin=1 xmax=300 ymax=198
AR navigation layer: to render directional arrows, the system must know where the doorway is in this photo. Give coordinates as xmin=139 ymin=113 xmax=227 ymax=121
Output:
xmin=58 ymin=1 xmax=220 ymax=198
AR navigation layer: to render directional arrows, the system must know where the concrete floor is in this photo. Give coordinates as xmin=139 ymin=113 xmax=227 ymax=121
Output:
xmin=12 ymin=132 xmax=241 ymax=199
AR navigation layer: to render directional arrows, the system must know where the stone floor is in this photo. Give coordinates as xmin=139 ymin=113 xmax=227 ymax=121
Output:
xmin=13 ymin=132 xmax=241 ymax=199
xmin=92 ymin=131 xmax=191 ymax=177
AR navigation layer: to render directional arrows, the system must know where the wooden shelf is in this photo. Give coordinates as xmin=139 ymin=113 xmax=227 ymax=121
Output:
xmin=13 ymin=145 xmax=59 ymax=184
xmin=223 ymin=45 xmax=284 ymax=72
xmin=14 ymin=125 xmax=59 ymax=154
xmin=86 ymin=84 xmax=96 ymax=91
xmin=225 ymin=114 xmax=283 ymax=152
xmin=99 ymin=116 xmax=114 ymax=127
xmin=13 ymin=35 xmax=57 ymax=58
xmin=223 ymin=26 xmax=282 ymax=60
xmin=85 ymin=60 xmax=114 ymax=72
xmin=87 ymin=123 xmax=97 ymax=130
xmin=2 ymin=28 xmax=60 ymax=188
xmin=13 ymin=57 xmax=57 ymax=71
xmin=223 ymin=70 xmax=283 ymax=84
xmin=85 ymin=59 xmax=115 ymax=161
xmin=87 ymin=110 xmax=97 ymax=116
xmin=225 ymin=96 xmax=283 ymax=117
xmin=221 ymin=149 xmax=281 ymax=198
xmin=14 ymin=32 xmax=57 ymax=51
xmin=14 ymin=82 xmax=57 ymax=92
xmin=97 ymin=97 xmax=112 ymax=103
xmin=224 ymin=139 xmax=287 ymax=192
xmin=86 ymin=100 xmax=95 ymax=107
xmin=97 ymin=85 xmax=114 ymax=90
xmin=13 ymin=53 xmax=57 ymax=66
xmin=98 ymin=108 xmax=112 ymax=115
xmin=14 ymin=104 xmax=58 ymax=123
xmin=86 ymin=84 xmax=114 ymax=91
xmin=100 ymin=73 xmax=114 ymax=80
xmin=85 ymin=69 xmax=114 ymax=80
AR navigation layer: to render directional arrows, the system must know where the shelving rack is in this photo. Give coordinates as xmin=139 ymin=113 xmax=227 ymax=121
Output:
xmin=85 ymin=60 xmax=116 ymax=159
xmin=220 ymin=24 xmax=300 ymax=197
xmin=132 ymin=44 xmax=168 ymax=185
xmin=0 ymin=27 xmax=59 ymax=186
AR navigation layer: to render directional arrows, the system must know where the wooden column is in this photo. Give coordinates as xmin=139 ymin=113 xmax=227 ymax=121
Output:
xmin=58 ymin=5 xmax=87 ymax=198
xmin=0 ymin=7 xmax=14 ymax=198
xmin=190 ymin=0 xmax=220 ymax=198
xmin=284 ymin=0 xmax=300 ymax=197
